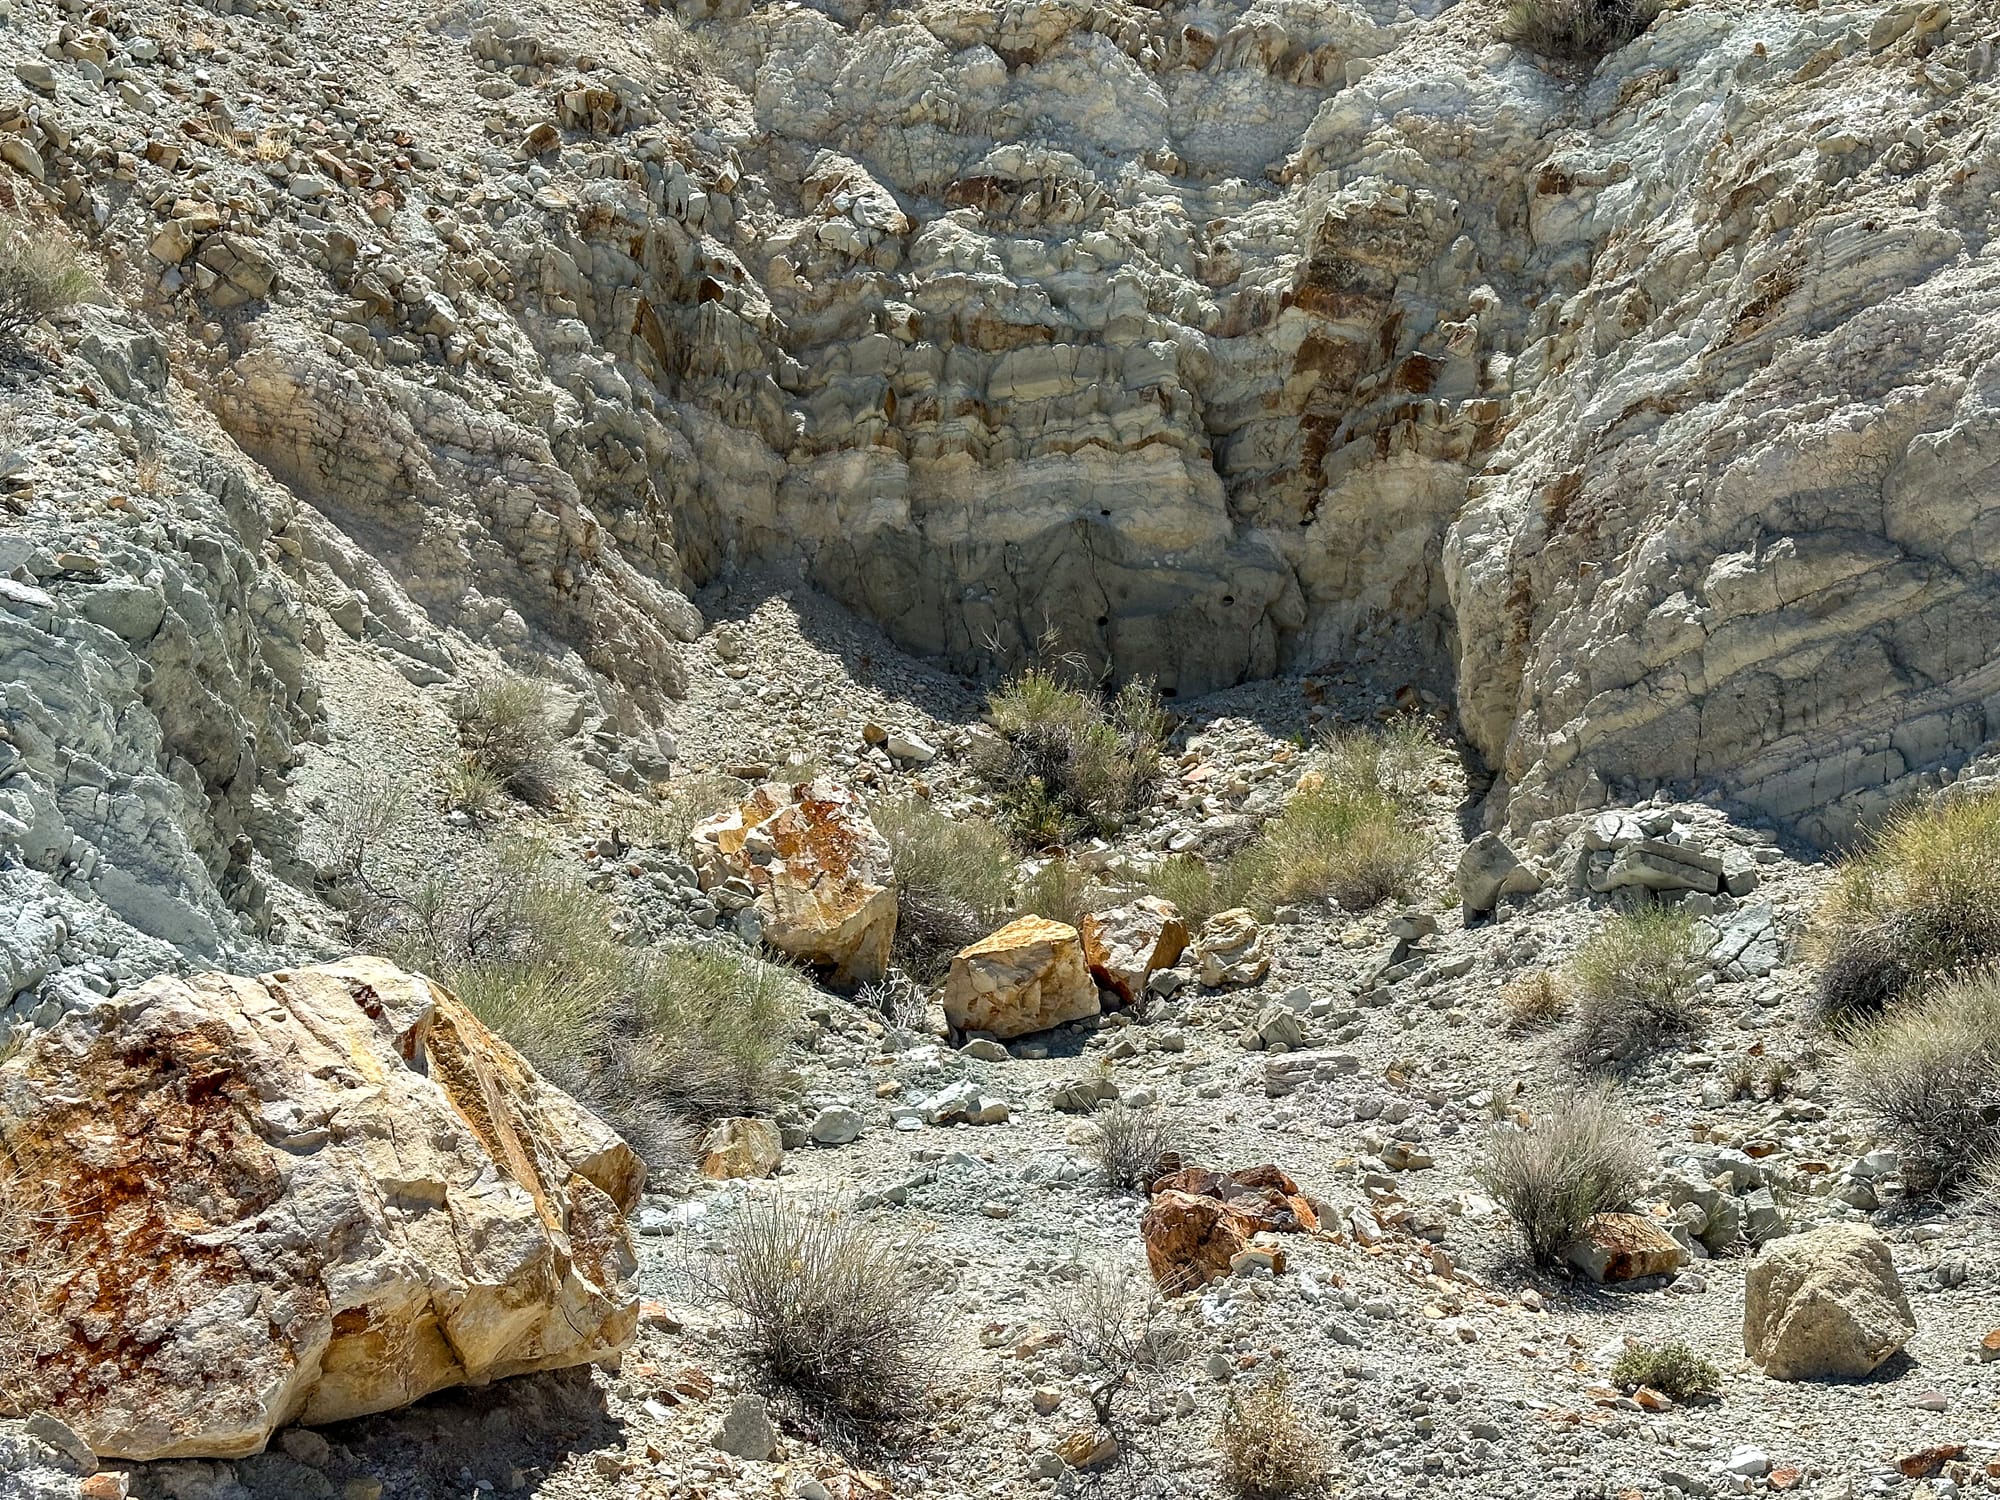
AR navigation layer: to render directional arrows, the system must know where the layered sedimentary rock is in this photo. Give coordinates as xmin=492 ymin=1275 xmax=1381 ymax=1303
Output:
xmin=0 ymin=958 xmax=642 ymax=1460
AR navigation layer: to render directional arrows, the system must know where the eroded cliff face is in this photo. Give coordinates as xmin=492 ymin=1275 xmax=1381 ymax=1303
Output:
xmin=0 ymin=0 xmax=1996 ymax=990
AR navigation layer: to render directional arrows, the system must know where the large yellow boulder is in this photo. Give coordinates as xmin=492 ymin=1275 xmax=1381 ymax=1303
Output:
xmin=0 ymin=958 xmax=642 ymax=1461
xmin=944 ymin=915 xmax=1100 ymax=1040
xmin=691 ymin=778 xmax=897 ymax=988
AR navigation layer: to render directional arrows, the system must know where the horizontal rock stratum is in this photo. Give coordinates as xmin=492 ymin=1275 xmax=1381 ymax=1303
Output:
xmin=0 ymin=958 xmax=643 ymax=1461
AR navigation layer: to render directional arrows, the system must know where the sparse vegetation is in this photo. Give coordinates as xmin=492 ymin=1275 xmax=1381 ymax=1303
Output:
xmin=698 ymin=1195 xmax=942 ymax=1424
xmin=1050 ymin=1264 xmax=1188 ymax=1431
xmin=1162 ymin=720 xmax=1440 ymax=920
xmin=442 ymin=752 xmax=503 ymax=819
xmin=452 ymin=673 xmax=562 ymax=808
xmin=874 ymin=794 xmax=1016 ymax=979
xmin=1810 ymin=793 xmax=2000 ymax=1022
xmin=1567 ymin=906 xmax=1706 ymax=1063
xmin=0 ymin=1152 xmax=61 ymax=1414
xmin=1216 ymin=1370 xmax=1329 ymax=1499
xmin=1501 ymin=0 xmax=1656 ymax=64
xmin=1088 ymin=1101 xmax=1182 ymax=1195
xmin=625 ymin=771 xmax=744 ymax=849
xmin=380 ymin=842 xmax=802 ymax=1169
xmin=1017 ymin=856 xmax=1105 ymax=931
xmin=0 ymin=224 xmax=90 ymax=349
xmin=1845 ymin=971 xmax=2000 ymax=1197
xmin=977 ymin=670 xmax=1165 ymax=847
xmin=1500 ymin=969 xmax=1569 ymax=1032
xmin=1609 ymin=1339 xmax=1721 ymax=1401
xmin=1476 ymin=1084 xmax=1651 ymax=1265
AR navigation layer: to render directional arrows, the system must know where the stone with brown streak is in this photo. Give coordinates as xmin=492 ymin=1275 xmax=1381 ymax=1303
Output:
xmin=943 ymin=916 xmax=1100 ymax=1040
xmin=1079 ymin=898 xmax=1189 ymax=1006
xmin=0 ymin=958 xmax=642 ymax=1461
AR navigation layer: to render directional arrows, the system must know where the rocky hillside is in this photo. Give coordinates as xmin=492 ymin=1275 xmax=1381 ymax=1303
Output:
xmin=3 ymin=0 xmax=2000 ymax=1494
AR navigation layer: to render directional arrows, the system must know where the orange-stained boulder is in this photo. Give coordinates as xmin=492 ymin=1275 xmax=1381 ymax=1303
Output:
xmin=1562 ymin=1212 xmax=1687 ymax=1283
xmin=691 ymin=778 xmax=897 ymax=988
xmin=944 ymin=915 xmax=1100 ymax=1040
xmin=1153 ymin=1164 xmax=1319 ymax=1235
xmin=0 ymin=958 xmax=642 ymax=1461
xmin=1079 ymin=898 xmax=1189 ymax=1005
xmin=1141 ymin=1190 xmax=1255 ymax=1290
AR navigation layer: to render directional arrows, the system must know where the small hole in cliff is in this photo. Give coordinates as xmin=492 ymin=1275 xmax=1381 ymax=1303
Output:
xmin=1221 ymin=595 xmax=1235 ymax=607
xmin=1096 ymin=615 xmax=1109 ymax=627
xmin=1099 ymin=509 xmax=1110 ymax=517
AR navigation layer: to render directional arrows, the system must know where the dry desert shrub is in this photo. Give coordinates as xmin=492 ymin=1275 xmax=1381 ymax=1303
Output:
xmin=1087 ymin=1100 xmax=1182 ymax=1196
xmin=1476 ymin=1083 xmax=1651 ymax=1265
xmin=0 ymin=224 xmax=90 ymax=349
xmin=1502 ymin=0 xmax=1656 ymax=63
xmin=1501 ymin=969 xmax=1570 ymax=1031
xmin=978 ymin=670 xmax=1165 ymax=847
xmin=874 ymin=794 xmax=1016 ymax=980
xmin=452 ymin=673 xmax=561 ymax=808
xmin=1567 ymin=905 xmax=1706 ymax=1063
xmin=1216 ymin=1370 xmax=1329 ymax=1498
xmin=1845 ymin=971 xmax=2000 ymax=1198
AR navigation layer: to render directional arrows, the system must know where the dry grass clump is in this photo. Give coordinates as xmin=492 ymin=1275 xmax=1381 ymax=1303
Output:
xmin=1177 ymin=720 xmax=1439 ymax=920
xmin=1476 ymin=1084 xmax=1651 ymax=1265
xmin=1088 ymin=1101 xmax=1182 ymax=1195
xmin=1609 ymin=1339 xmax=1721 ymax=1401
xmin=1139 ymin=853 xmax=1252 ymax=931
xmin=1500 ymin=969 xmax=1570 ymax=1031
xmin=874 ymin=794 xmax=1016 ymax=980
xmin=389 ymin=848 xmax=801 ymax=1169
xmin=453 ymin=673 xmax=562 ymax=808
xmin=1810 ymin=793 xmax=2000 ymax=1023
xmin=1216 ymin=1371 xmax=1329 ymax=1499
xmin=626 ymin=771 xmax=745 ymax=849
xmin=0 ymin=224 xmax=90 ymax=349
xmin=1501 ymin=0 xmax=1656 ymax=63
xmin=1567 ymin=906 xmax=1706 ymax=1063
xmin=977 ymin=670 xmax=1165 ymax=847
xmin=698 ymin=1196 xmax=943 ymax=1425
xmin=1017 ymin=856 xmax=1105 ymax=932
xmin=1845 ymin=972 xmax=2000 ymax=1198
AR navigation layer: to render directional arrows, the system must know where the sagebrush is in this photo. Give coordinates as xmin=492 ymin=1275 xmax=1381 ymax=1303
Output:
xmin=1476 ymin=1084 xmax=1651 ymax=1265
xmin=453 ymin=673 xmax=561 ymax=807
xmin=698 ymin=1196 xmax=942 ymax=1424
xmin=1810 ymin=793 xmax=2000 ymax=1022
xmin=1500 ymin=970 xmax=1569 ymax=1032
xmin=1845 ymin=972 xmax=2000 ymax=1197
xmin=1051 ymin=1264 xmax=1188 ymax=1430
xmin=1216 ymin=1371 xmax=1329 ymax=1498
xmin=1567 ymin=906 xmax=1705 ymax=1063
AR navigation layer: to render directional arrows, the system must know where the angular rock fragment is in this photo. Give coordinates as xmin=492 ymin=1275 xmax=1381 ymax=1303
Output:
xmin=1743 ymin=1225 xmax=1914 ymax=1380
xmin=1192 ymin=908 xmax=1271 ymax=988
xmin=1079 ymin=897 xmax=1189 ymax=1005
xmin=1562 ymin=1213 xmax=1686 ymax=1283
xmin=700 ymin=1117 xmax=784 ymax=1179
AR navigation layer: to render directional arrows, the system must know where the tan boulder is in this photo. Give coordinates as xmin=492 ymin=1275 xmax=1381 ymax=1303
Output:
xmin=1744 ymin=1224 xmax=1915 ymax=1380
xmin=1079 ymin=897 xmax=1189 ymax=1005
xmin=698 ymin=1117 xmax=784 ymax=1180
xmin=0 ymin=958 xmax=642 ymax=1461
xmin=1140 ymin=1189 xmax=1254 ymax=1290
xmin=1562 ymin=1213 xmax=1687 ymax=1284
xmin=1192 ymin=907 xmax=1270 ymax=988
xmin=943 ymin=916 xmax=1100 ymax=1040
xmin=691 ymin=778 xmax=897 ymax=988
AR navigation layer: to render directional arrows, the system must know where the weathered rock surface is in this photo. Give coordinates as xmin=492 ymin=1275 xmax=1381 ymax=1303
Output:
xmin=1140 ymin=1191 xmax=1254 ymax=1290
xmin=1192 ymin=908 xmax=1272 ymax=989
xmin=944 ymin=916 xmax=1100 ymax=1040
xmin=0 ymin=958 xmax=642 ymax=1461
xmin=699 ymin=1117 xmax=785 ymax=1180
xmin=1744 ymin=1225 xmax=1916 ymax=1380
xmin=692 ymin=779 xmax=897 ymax=988
xmin=1080 ymin=897 xmax=1189 ymax=1005
xmin=1563 ymin=1213 xmax=1688 ymax=1285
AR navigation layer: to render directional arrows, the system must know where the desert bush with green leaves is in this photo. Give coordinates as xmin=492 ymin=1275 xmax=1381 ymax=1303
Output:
xmin=1845 ymin=971 xmax=2000 ymax=1197
xmin=1811 ymin=792 xmax=2000 ymax=1022
xmin=1609 ymin=1339 xmax=1721 ymax=1401
xmin=1476 ymin=1084 xmax=1651 ymax=1265
xmin=977 ymin=670 xmax=1165 ymax=846
xmin=1567 ymin=906 xmax=1706 ymax=1062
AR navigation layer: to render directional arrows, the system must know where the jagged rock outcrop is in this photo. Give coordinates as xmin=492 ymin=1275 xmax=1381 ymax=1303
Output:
xmin=0 ymin=958 xmax=642 ymax=1460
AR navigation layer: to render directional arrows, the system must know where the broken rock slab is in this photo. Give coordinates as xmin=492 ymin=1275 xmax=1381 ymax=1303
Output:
xmin=1079 ymin=897 xmax=1189 ymax=1005
xmin=691 ymin=778 xmax=897 ymax=989
xmin=944 ymin=915 xmax=1100 ymax=1040
xmin=1192 ymin=908 xmax=1271 ymax=988
xmin=1563 ymin=1213 xmax=1687 ymax=1284
xmin=0 ymin=958 xmax=642 ymax=1461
